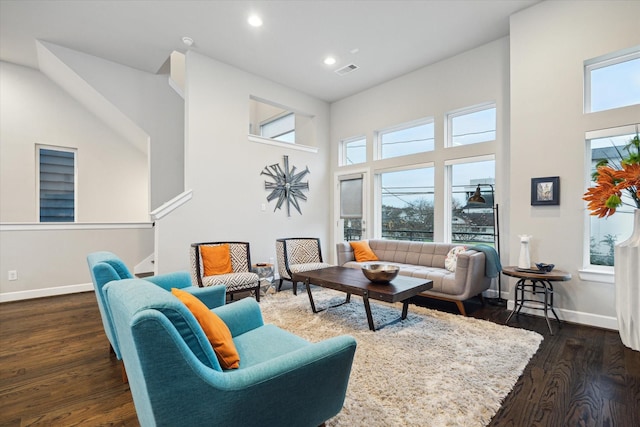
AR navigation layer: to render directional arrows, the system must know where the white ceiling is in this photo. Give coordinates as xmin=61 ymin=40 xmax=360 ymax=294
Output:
xmin=0 ymin=0 xmax=539 ymax=102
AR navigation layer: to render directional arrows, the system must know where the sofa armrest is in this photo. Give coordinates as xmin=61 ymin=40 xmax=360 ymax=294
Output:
xmin=145 ymin=271 xmax=192 ymax=290
xmin=213 ymin=298 xmax=264 ymax=337
xmin=454 ymin=250 xmax=490 ymax=297
xmin=336 ymin=242 xmax=355 ymax=266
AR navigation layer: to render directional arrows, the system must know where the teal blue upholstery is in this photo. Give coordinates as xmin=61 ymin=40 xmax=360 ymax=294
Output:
xmin=104 ymin=279 xmax=357 ymax=427
xmin=87 ymin=251 xmax=223 ymax=360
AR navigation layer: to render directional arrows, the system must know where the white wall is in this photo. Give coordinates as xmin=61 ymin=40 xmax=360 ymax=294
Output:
xmin=155 ymin=52 xmax=331 ymax=273
xmin=38 ymin=42 xmax=185 ymax=210
xmin=330 ymin=37 xmax=510 ymax=266
xmin=0 ymin=61 xmax=149 ymax=222
xmin=509 ymin=0 xmax=640 ymax=327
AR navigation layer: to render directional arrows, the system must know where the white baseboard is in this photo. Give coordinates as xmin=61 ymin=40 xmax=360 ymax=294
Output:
xmin=0 ymin=283 xmax=93 ymax=303
xmin=506 ymin=300 xmax=618 ymax=331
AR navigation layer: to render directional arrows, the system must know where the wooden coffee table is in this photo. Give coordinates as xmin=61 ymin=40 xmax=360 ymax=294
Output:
xmin=292 ymin=266 xmax=433 ymax=331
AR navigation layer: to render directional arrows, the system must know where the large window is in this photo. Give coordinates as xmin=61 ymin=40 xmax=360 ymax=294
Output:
xmin=449 ymin=159 xmax=496 ymax=245
xmin=379 ymin=167 xmax=434 ymax=241
xmin=585 ymin=48 xmax=640 ymax=113
xmin=38 ymin=146 xmax=76 ymax=222
xmin=377 ymin=118 xmax=434 ymax=160
xmin=587 ymin=128 xmax=636 ymax=266
xmin=447 ymin=103 xmax=496 ymax=147
xmin=341 ymin=136 xmax=366 ymax=166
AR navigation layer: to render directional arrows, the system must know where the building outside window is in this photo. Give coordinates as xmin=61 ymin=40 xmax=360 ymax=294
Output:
xmin=38 ymin=146 xmax=76 ymax=222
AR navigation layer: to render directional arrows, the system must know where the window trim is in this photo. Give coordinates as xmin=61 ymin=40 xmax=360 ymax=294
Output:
xmin=36 ymin=144 xmax=77 ymax=223
xmin=445 ymin=102 xmax=496 ymax=148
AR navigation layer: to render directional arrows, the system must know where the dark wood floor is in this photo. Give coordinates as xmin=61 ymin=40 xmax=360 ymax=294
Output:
xmin=1 ymin=283 xmax=638 ymax=427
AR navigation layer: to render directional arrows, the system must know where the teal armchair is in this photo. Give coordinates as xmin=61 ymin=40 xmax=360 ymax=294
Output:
xmin=104 ymin=279 xmax=357 ymax=427
xmin=87 ymin=251 xmax=222 ymax=360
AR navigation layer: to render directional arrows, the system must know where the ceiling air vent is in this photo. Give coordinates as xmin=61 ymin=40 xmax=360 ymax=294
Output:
xmin=335 ymin=63 xmax=359 ymax=76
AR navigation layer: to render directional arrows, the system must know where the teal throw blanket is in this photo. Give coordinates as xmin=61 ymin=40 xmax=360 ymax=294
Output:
xmin=469 ymin=244 xmax=502 ymax=278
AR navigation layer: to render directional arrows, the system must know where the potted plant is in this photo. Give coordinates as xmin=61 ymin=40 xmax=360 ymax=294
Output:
xmin=583 ymin=132 xmax=640 ymax=351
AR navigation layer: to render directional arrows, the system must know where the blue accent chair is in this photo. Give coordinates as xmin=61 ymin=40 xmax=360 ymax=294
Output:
xmin=87 ymin=251 xmax=221 ymax=361
xmin=104 ymin=279 xmax=357 ymax=427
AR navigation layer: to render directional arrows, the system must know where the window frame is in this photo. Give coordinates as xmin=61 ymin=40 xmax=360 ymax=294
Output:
xmin=36 ymin=144 xmax=77 ymax=223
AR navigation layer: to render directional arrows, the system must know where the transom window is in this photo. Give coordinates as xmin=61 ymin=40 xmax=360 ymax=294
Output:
xmin=585 ymin=48 xmax=640 ymax=113
xmin=447 ymin=103 xmax=496 ymax=147
xmin=341 ymin=136 xmax=366 ymax=166
xmin=377 ymin=118 xmax=434 ymax=160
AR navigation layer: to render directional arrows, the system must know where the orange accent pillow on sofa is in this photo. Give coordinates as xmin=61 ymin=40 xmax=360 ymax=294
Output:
xmin=349 ymin=241 xmax=379 ymax=262
xmin=201 ymin=244 xmax=233 ymax=276
xmin=171 ymin=288 xmax=240 ymax=369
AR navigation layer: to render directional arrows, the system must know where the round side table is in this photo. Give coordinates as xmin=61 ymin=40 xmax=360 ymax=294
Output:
xmin=502 ymin=266 xmax=571 ymax=335
xmin=252 ymin=263 xmax=275 ymax=295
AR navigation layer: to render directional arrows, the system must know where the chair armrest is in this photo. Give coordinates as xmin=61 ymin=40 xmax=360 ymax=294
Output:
xmin=213 ymin=298 xmax=264 ymax=337
xmin=183 ymin=285 xmax=227 ymax=309
xmin=145 ymin=271 xmax=192 ymax=291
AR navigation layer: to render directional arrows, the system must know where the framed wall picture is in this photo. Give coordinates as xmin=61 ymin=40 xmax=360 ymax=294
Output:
xmin=531 ymin=176 xmax=560 ymax=206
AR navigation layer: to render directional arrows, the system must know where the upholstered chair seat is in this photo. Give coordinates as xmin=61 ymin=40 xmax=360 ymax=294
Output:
xmin=276 ymin=238 xmax=331 ymax=295
xmin=190 ymin=241 xmax=261 ymax=301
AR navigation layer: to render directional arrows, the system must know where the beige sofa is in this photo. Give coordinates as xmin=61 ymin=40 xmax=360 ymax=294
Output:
xmin=336 ymin=239 xmax=491 ymax=315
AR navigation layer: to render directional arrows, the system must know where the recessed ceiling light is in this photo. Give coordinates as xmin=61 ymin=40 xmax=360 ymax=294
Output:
xmin=324 ymin=56 xmax=337 ymax=65
xmin=182 ymin=36 xmax=194 ymax=47
xmin=248 ymin=15 xmax=263 ymax=27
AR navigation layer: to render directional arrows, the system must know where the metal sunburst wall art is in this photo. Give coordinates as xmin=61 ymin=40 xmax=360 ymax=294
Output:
xmin=261 ymin=155 xmax=310 ymax=217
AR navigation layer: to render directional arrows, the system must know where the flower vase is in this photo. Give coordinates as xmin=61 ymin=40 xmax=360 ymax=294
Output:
xmin=615 ymin=209 xmax=640 ymax=351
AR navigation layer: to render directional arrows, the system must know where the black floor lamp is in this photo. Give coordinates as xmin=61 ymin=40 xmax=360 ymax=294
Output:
xmin=467 ymin=184 xmax=507 ymax=306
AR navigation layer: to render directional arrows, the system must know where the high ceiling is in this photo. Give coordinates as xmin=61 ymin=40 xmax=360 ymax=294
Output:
xmin=0 ymin=0 xmax=539 ymax=102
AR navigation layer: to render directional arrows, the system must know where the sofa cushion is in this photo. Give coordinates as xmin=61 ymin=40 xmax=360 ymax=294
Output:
xmin=445 ymin=245 xmax=468 ymax=272
xmin=233 ymin=324 xmax=309 ymax=368
xmin=171 ymin=288 xmax=240 ymax=369
xmin=349 ymin=241 xmax=379 ymax=262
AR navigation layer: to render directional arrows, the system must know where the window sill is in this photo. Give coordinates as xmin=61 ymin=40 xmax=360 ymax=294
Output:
xmin=578 ymin=267 xmax=614 ymax=284
xmin=248 ymin=135 xmax=318 ymax=153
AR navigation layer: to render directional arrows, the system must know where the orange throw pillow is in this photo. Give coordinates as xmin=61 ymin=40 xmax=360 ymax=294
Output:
xmin=171 ymin=288 xmax=240 ymax=369
xmin=350 ymin=241 xmax=379 ymax=262
xmin=200 ymin=244 xmax=233 ymax=276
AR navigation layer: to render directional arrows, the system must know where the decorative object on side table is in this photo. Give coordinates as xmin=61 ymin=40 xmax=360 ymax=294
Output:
xmin=531 ymin=176 xmax=560 ymax=205
xmin=261 ymin=155 xmax=310 ymax=216
xmin=535 ymin=263 xmax=555 ymax=273
xmin=518 ymin=235 xmax=532 ymax=269
xmin=583 ymin=130 xmax=640 ymax=351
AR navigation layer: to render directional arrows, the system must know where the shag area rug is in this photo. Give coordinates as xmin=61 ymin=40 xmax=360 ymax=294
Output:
xmin=259 ymin=287 xmax=543 ymax=427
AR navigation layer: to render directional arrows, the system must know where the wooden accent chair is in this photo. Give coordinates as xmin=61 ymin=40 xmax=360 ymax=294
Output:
xmin=190 ymin=241 xmax=261 ymax=301
xmin=275 ymin=238 xmax=331 ymax=295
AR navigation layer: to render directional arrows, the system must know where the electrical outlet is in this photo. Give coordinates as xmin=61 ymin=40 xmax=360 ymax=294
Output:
xmin=8 ymin=270 xmax=17 ymax=281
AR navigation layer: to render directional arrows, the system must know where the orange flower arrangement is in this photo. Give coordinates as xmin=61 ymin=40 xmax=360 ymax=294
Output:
xmin=583 ymin=133 xmax=640 ymax=218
